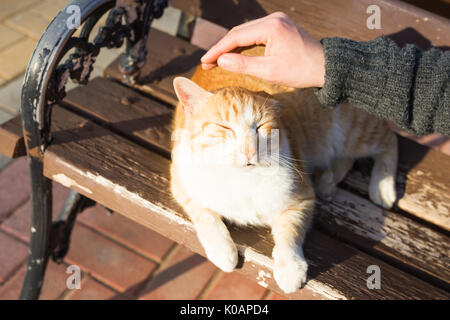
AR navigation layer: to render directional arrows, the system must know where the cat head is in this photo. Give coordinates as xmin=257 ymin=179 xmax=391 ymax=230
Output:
xmin=173 ymin=77 xmax=281 ymax=168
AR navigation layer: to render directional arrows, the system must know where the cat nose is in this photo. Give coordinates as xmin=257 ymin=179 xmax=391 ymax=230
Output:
xmin=245 ymin=145 xmax=256 ymax=163
xmin=242 ymin=132 xmax=257 ymax=165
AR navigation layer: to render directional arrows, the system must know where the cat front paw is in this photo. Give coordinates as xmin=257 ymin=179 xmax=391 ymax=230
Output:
xmin=273 ymin=247 xmax=308 ymax=294
xmin=203 ymin=239 xmax=238 ymax=272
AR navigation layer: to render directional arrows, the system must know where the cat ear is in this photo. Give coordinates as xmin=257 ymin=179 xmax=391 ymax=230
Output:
xmin=173 ymin=77 xmax=212 ymax=115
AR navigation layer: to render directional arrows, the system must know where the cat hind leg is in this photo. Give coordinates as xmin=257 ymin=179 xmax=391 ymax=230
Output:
xmin=369 ymin=133 xmax=398 ymax=209
xmin=315 ymin=158 xmax=354 ymax=201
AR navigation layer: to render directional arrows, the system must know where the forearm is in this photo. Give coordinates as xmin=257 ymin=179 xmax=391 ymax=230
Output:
xmin=314 ymin=36 xmax=450 ymax=136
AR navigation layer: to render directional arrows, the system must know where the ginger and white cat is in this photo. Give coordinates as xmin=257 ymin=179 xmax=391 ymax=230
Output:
xmin=170 ymin=47 xmax=397 ymax=294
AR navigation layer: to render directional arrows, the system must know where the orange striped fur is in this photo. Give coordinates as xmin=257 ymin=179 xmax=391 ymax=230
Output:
xmin=170 ymin=46 xmax=397 ymax=293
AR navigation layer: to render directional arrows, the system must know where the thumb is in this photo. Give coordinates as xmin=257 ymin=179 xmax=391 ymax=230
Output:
xmin=217 ymin=53 xmax=273 ymax=79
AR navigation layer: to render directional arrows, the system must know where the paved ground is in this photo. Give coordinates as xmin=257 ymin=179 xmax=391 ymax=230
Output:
xmin=0 ymin=0 xmax=448 ymax=300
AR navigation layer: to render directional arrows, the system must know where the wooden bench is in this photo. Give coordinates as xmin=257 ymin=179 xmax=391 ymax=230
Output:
xmin=0 ymin=0 xmax=449 ymax=299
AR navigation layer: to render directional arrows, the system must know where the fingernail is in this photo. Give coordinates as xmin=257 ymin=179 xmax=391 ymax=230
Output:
xmin=217 ymin=55 xmax=231 ymax=68
xmin=200 ymin=53 xmax=209 ymax=62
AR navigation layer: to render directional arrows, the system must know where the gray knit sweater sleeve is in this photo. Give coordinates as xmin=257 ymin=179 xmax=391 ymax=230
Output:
xmin=313 ymin=36 xmax=449 ymax=136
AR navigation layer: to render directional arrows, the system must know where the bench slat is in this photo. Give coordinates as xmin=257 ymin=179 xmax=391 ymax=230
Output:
xmin=343 ymin=139 xmax=450 ymax=231
xmin=104 ymin=29 xmax=450 ymax=231
xmin=0 ymin=115 xmax=25 ymax=158
xmin=63 ymin=77 xmax=450 ymax=289
xmin=44 ymin=104 xmax=449 ymax=299
xmin=171 ymin=0 xmax=450 ymax=47
xmin=316 ymin=191 xmax=450 ymax=287
xmin=105 ymin=28 xmax=203 ymax=105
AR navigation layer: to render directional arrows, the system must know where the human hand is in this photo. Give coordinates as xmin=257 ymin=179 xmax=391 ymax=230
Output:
xmin=200 ymin=12 xmax=326 ymax=88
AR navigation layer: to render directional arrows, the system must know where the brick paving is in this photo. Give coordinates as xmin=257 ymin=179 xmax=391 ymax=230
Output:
xmin=0 ymin=0 xmax=448 ymax=301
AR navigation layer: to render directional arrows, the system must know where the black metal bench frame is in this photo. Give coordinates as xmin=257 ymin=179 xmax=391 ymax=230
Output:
xmin=20 ymin=0 xmax=168 ymax=300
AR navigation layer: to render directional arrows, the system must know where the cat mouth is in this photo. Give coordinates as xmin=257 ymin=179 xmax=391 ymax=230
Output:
xmin=233 ymin=162 xmax=257 ymax=169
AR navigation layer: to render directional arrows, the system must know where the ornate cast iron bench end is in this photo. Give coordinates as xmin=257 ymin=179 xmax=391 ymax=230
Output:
xmin=19 ymin=0 xmax=168 ymax=300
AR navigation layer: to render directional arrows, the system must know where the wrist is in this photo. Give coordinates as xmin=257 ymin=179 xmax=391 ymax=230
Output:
xmin=313 ymin=43 xmax=325 ymax=88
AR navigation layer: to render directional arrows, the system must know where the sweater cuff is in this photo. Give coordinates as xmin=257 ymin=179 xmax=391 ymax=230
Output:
xmin=313 ymin=36 xmax=418 ymax=133
xmin=313 ymin=37 xmax=396 ymax=108
xmin=313 ymin=37 xmax=352 ymax=107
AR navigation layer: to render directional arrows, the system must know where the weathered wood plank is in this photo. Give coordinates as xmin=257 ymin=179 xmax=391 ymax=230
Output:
xmin=63 ymin=77 xmax=450 ymax=288
xmin=171 ymin=0 xmax=450 ymax=47
xmin=64 ymin=78 xmax=172 ymax=154
xmin=44 ymin=105 xmax=450 ymax=299
xmin=400 ymin=0 xmax=450 ymax=19
xmin=343 ymin=138 xmax=450 ymax=231
xmin=62 ymin=79 xmax=173 ymax=157
xmin=105 ymin=29 xmax=450 ymax=232
xmin=315 ymin=190 xmax=450 ymax=288
xmin=0 ymin=115 xmax=25 ymax=158
xmin=104 ymin=28 xmax=204 ymax=105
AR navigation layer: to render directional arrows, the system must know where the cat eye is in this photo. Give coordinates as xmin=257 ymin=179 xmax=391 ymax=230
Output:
xmin=214 ymin=123 xmax=233 ymax=131
xmin=256 ymin=120 xmax=273 ymax=131
xmin=203 ymin=122 xmax=232 ymax=131
xmin=205 ymin=123 xmax=235 ymax=138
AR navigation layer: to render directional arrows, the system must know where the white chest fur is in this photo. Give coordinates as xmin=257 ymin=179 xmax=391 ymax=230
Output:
xmin=176 ymin=161 xmax=295 ymax=226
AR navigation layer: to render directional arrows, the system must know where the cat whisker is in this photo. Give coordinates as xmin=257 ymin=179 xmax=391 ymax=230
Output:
xmin=270 ymin=154 xmax=305 ymax=182
xmin=278 ymin=154 xmax=307 ymax=163
xmin=261 ymin=95 xmax=269 ymax=109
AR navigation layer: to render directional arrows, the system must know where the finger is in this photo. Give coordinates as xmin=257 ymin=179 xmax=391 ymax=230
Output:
xmin=229 ymin=15 xmax=268 ymax=32
xmin=199 ymin=19 xmax=264 ymax=68
xmin=200 ymin=23 xmax=270 ymax=64
xmin=201 ymin=63 xmax=217 ymax=70
xmin=228 ymin=12 xmax=288 ymax=32
xmin=217 ymin=53 xmax=275 ymax=80
xmin=201 ymin=12 xmax=290 ymax=64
